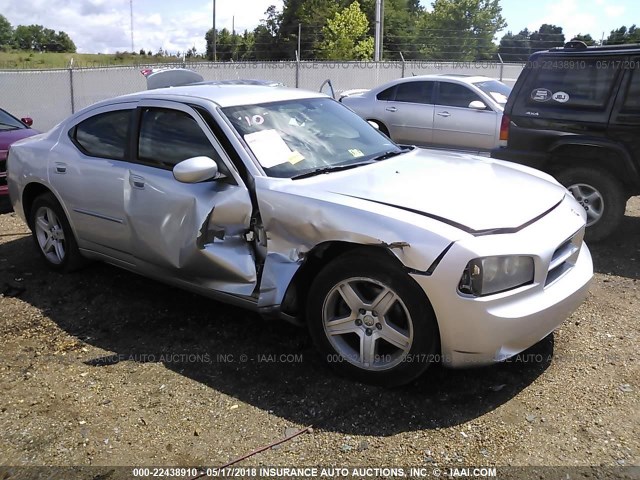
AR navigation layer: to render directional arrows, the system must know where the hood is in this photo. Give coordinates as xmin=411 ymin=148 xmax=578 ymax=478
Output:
xmin=0 ymin=128 xmax=40 ymax=151
xmin=298 ymin=148 xmax=567 ymax=234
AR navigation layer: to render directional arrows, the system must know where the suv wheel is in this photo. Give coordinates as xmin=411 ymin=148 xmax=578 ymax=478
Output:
xmin=556 ymin=167 xmax=625 ymax=242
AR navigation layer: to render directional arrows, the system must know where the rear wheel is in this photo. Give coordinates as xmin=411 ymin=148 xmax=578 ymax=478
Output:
xmin=307 ymin=252 xmax=438 ymax=386
xmin=556 ymin=167 xmax=626 ymax=242
xmin=30 ymin=193 xmax=83 ymax=272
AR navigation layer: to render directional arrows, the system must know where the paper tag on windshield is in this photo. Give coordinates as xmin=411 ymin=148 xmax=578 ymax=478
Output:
xmin=244 ymin=129 xmax=292 ymax=168
xmin=288 ymin=150 xmax=305 ymax=164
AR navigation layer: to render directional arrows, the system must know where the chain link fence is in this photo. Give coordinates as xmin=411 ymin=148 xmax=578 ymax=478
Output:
xmin=0 ymin=61 xmax=524 ymax=131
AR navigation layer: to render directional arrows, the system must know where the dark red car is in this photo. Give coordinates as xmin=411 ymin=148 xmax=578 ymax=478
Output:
xmin=0 ymin=108 xmax=40 ymax=197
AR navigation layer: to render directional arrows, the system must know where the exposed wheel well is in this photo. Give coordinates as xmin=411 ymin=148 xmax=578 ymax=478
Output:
xmin=22 ymin=183 xmax=54 ymax=228
xmin=549 ymin=145 xmax=637 ymax=196
xmin=280 ymin=242 xmax=403 ymax=318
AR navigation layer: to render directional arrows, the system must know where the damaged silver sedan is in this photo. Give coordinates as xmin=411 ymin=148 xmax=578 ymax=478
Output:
xmin=7 ymin=84 xmax=593 ymax=386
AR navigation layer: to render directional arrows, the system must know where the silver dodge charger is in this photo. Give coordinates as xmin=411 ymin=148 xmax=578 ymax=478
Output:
xmin=7 ymin=83 xmax=593 ymax=386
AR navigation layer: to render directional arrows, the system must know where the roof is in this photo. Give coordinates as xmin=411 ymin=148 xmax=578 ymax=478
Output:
xmin=393 ymin=74 xmax=498 ymax=84
xmin=88 ymin=84 xmax=327 ymax=112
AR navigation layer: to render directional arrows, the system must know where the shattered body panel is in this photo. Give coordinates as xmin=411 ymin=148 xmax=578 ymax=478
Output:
xmin=124 ymin=163 xmax=257 ymax=296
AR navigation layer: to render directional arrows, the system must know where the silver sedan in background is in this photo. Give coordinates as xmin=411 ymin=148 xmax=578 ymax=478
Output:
xmin=341 ymin=74 xmax=511 ymax=152
xmin=7 ymin=83 xmax=590 ymax=386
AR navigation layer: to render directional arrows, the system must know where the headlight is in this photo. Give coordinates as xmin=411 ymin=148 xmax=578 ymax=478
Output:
xmin=458 ymin=255 xmax=534 ymax=296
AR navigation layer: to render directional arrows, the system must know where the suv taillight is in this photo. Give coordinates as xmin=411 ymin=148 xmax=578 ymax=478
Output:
xmin=499 ymin=114 xmax=510 ymax=144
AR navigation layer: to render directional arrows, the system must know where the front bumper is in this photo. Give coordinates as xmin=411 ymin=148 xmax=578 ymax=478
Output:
xmin=412 ymin=194 xmax=593 ymax=367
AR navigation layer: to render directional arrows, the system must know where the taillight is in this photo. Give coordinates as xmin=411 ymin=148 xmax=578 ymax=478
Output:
xmin=499 ymin=114 xmax=510 ymax=143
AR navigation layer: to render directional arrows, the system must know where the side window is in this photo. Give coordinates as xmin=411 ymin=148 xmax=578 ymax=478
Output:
xmin=376 ymin=86 xmax=396 ymax=101
xmin=394 ymin=81 xmax=434 ymax=104
xmin=437 ymin=83 xmax=484 ymax=108
xmin=622 ymin=68 xmax=640 ymax=112
xmin=138 ymin=108 xmax=222 ymax=168
xmin=73 ymin=110 xmax=131 ymax=160
xmin=525 ymin=57 xmax=619 ymax=109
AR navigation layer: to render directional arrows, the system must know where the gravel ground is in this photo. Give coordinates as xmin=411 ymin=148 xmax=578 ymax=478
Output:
xmin=0 ymin=197 xmax=638 ymax=478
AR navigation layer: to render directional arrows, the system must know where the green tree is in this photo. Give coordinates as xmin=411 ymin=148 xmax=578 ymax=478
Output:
xmin=251 ymin=5 xmax=283 ymax=60
xmin=237 ymin=30 xmax=257 ymax=60
xmin=529 ymin=24 xmax=564 ymax=52
xmin=419 ymin=0 xmax=506 ymax=61
xmin=277 ymin=0 xmax=341 ymax=59
xmin=498 ymin=29 xmax=531 ymax=61
xmin=48 ymin=31 xmax=76 ymax=52
xmin=571 ymin=33 xmax=596 ymax=46
xmin=0 ymin=14 xmax=13 ymax=47
xmin=12 ymin=24 xmax=76 ymax=52
xmin=605 ymin=25 xmax=640 ymax=45
xmin=380 ymin=0 xmax=425 ymax=59
xmin=319 ymin=1 xmax=374 ymax=60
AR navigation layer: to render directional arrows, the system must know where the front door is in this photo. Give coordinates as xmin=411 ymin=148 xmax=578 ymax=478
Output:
xmin=432 ymin=82 xmax=498 ymax=150
xmin=125 ymin=101 xmax=257 ymax=296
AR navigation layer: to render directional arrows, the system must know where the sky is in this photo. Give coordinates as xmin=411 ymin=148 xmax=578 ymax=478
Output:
xmin=0 ymin=0 xmax=638 ymax=55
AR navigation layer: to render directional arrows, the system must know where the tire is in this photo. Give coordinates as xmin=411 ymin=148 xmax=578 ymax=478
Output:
xmin=29 ymin=192 xmax=84 ymax=272
xmin=307 ymin=252 xmax=438 ymax=387
xmin=555 ymin=167 xmax=626 ymax=243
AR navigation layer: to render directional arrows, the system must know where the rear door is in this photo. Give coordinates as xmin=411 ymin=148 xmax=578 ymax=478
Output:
xmin=373 ymin=80 xmax=435 ymax=145
xmin=432 ymin=81 xmax=498 ymax=150
xmin=124 ymin=100 xmax=257 ymax=296
xmin=53 ymin=104 xmax=136 ymax=262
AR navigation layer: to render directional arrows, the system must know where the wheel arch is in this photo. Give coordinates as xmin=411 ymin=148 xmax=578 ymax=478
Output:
xmin=365 ymin=118 xmax=390 ymax=136
xmin=548 ymin=140 xmax=638 ymax=195
xmin=22 ymin=182 xmax=56 ymax=229
xmin=280 ymin=241 xmax=439 ymax=333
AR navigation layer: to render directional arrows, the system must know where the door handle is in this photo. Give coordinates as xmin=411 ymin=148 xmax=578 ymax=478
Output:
xmin=437 ymin=111 xmax=451 ymax=117
xmin=385 ymin=107 xmax=397 ymax=112
xmin=130 ymin=174 xmax=145 ymax=189
xmin=54 ymin=162 xmax=67 ymax=174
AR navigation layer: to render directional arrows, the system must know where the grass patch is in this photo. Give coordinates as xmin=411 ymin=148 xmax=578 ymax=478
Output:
xmin=0 ymin=50 xmax=190 ymax=70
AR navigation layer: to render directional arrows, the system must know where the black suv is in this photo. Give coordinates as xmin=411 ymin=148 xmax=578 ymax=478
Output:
xmin=491 ymin=42 xmax=640 ymax=241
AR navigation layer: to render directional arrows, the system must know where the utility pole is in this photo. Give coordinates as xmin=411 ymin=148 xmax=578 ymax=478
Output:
xmin=374 ymin=0 xmax=383 ymax=61
xmin=298 ymin=23 xmax=302 ymax=60
xmin=129 ymin=0 xmax=134 ymax=52
xmin=212 ymin=0 xmax=217 ymax=61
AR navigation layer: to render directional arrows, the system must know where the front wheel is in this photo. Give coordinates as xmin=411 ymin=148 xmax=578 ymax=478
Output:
xmin=30 ymin=192 xmax=84 ymax=272
xmin=307 ymin=252 xmax=438 ymax=386
xmin=555 ymin=167 xmax=626 ymax=242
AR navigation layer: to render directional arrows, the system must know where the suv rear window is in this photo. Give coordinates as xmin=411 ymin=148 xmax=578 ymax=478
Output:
xmin=525 ymin=57 xmax=619 ymax=109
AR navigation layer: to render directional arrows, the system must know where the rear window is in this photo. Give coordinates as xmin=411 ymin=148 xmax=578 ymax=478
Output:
xmin=523 ymin=57 xmax=620 ymax=109
xmin=72 ymin=110 xmax=131 ymax=160
xmin=621 ymin=68 xmax=640 ymax=112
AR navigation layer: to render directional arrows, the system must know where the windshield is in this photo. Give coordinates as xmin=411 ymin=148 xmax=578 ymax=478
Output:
xmin=0 ymin=109 xmax=27 ymax=131
xmin=222 ymin=98 xmax=400 ymax=178
xmin=473 ymin=80 xmax=512 ymax=106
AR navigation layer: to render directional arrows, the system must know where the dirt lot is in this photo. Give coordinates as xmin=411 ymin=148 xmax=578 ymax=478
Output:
xmin=0 ymin=197 xmax=638 ymax=478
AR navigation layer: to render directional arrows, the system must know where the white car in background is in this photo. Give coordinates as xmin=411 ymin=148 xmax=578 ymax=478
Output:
xmin=340 ymin=74 xmax=511 ymax=152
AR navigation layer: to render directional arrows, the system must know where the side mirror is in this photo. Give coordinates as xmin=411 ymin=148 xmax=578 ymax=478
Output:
xmin=21 ymin=117 xmax=33 ymax=127
xmin=368 ymin=120 xmax=380 ymax=130
xmin=469 ymin=100 xmax=487 ymax=110
xmin=173 ymin=156 xmax=219 ymax=183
